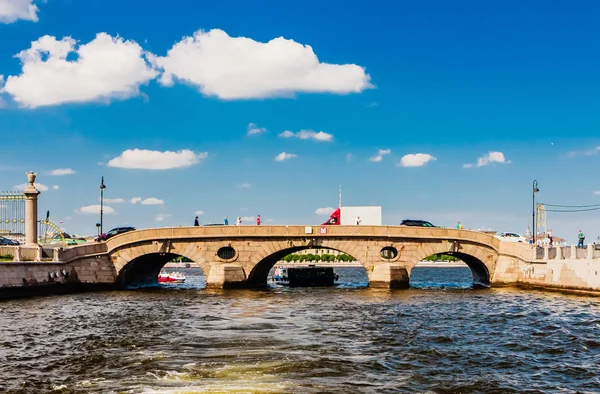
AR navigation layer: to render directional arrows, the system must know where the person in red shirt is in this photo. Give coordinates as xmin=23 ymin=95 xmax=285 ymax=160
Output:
xmin=256 ymin=215 xmax=261 ymax=225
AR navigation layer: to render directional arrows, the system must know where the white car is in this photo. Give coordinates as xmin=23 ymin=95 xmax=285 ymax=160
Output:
xmin=495 ymin=232 xmax=527 ymax=243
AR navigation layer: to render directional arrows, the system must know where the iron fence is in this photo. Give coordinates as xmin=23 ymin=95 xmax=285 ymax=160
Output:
xmin=0 ymin=191 xmax=26 ymax=243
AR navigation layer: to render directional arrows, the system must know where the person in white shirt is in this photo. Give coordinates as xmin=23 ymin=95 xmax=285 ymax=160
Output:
xmin=236 ymin=216 xmax=242 ymax=226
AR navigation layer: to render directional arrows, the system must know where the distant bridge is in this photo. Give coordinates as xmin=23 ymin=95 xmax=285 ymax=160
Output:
xmin=54 ymin=225 xmax=534 ymax=289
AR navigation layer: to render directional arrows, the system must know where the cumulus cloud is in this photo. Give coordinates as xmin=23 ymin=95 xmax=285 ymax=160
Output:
xmin=315 ymin=207 xmax=335 ymax=215
xmin=48 ymin=168 xmax=76 ymax=176
xmin=275 ymin=152 xmax=298 ymax=161
xmin=52 ymin=185 xmax=59 ymax=190
xmin=130 ymin=197 xmax=142 ymax=204
xmin=103 ymin=198 xmax=125 ymax=204
xmin=140 ymin=198 xmax=164 ymax=205
xmin=13 ymin=183 xmax=49 ymax=191
xmin=369 ymin=149 xmax=391 ymax=162
xmin=155 ymin=213 xmax=171 ymax=222
xmin=238 ymin=183 xmax=251 ymax=188
xmin=150 ymin=29 xmax=372 ymax=100
xmin=247 ymin=122 xmax=266 ymax=136
xmin=2 ymin=33 xmax=157 ymax=108
xmin=195 ymin=210 xmax=204 ymax=215
xmin=0 ymin=0 xmax=39 ymax=24
xmin=594 ymin=191 xmax=600 ymax=196
xmin=107 ymin=149 xmax=207 ymax=170
xmin=463 ymin=151 xmax=511 ymax=168
xmin=398 ymin=153 xmax=436 ymax=167
xmin=278 ymin=129 xmax=333 ymax=141
xmin=77 ymin=204 xmax=115 ymax=215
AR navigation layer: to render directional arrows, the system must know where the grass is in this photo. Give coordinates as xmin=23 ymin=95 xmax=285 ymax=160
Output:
xmin=0 ymin=254 xmax=13 ymax=262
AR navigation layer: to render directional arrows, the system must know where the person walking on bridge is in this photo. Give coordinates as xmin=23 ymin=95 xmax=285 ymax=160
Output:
xmin=194 ymin=216 xmax=199 ymax=226
xmin=256 ymin=215 xmax=261 ymax=225
xmin=578 ymin=230 xmax=585 ymax=248
xmin=456 ymin=222 xmax=463 ymax=230
xmin=355 ymin=216 xmax=361 ymax=225
xmin=224 ymin=216 xmax=229 ymax=226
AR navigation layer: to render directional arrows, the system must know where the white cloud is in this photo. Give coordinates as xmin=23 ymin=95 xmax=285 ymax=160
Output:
xmin=463 ymin=151 xmax=511 ymax=168
xmin=345 ymin=153 xmax=353 ymax=162
xmin=369 ymin=149 xmax=391 ymax=162
xmin=0 ymin=0 xmax=39 ymax=24
xmin=278 ymin=129 xmax=333 ymax=142
xmin=76 ymin=204 xmax=115 ymax=215
xmin=398 ymin=153 xmax=436 ymax=167
xmin=247 ymin=122 xmax=266 ymax=136
xmin=275 ymin=152 xmax=298 ymax=161
xmin=150 ymin=29 xmax=372 ymax=100
xmin=103 ymin=198 xmax=125 ymax=203
xmin=315 ymin=207 xmax=335 ymax=215
xmin=241 ymin=216 xmax=256 ymax=222
xmin=13 ymin=183 xmax=49 ymax=191
xmin=52 ymin=185 xmax=59 ymax=190
xmin=195 ymin=210 xmax=204 ymax=215
xmin=594 ymin=191 xmax=600 ymax=196
xmin=238 ymin=183 xmax=251 ymax=188
xmin=140 ymin=197 xmax=164 ymax=205
xmin=367 ymin=102 xmax=378 ymax=108
xmin=48 ymin=168 xmax=76 ymax=176
xmin=155 ymin=213 xmax=171 ymax=222
xmin=130 ymin=197 xmax=142 ymax=204
xmin=107 ymin=149 xmax=207 ymax=170
xmin=2 ymin=33 xmax=157 ymax=108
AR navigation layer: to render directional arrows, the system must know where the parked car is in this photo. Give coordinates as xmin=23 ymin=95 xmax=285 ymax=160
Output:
xmin=495 ymin=232 xmax=527 ymax=243
xmin=95 ymin=226 xmax=135 ymax=242
xmin=400 ymin=219 xmax=436 ymax=227
xmin=0 ymin=236 xmax=20 ymax=245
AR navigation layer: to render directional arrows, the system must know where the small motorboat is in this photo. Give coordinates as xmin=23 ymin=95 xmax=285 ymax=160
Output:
xmin=158 ymin=271 xmax=186 ymax=283
xmin=272 ymin=265 xmax=338 ymax=287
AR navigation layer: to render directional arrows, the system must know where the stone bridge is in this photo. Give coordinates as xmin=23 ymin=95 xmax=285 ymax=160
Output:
xmin=53 ymin=225 xmax=534 ymax=289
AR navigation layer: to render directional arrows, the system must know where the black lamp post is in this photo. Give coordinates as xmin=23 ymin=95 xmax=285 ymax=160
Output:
xmin=532 ymin=180 xmax=539 ymax=246
xmin=96 ymin=222 xmax=101 ymax=237
xmin=100 ymin=177 xmax=106 ymax=235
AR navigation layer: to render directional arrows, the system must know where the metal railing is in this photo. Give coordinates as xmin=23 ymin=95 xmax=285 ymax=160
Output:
xmin=0 ymin=191 xmax=26 ymax=243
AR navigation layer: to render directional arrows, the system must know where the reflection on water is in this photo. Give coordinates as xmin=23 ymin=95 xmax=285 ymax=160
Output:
xmin=0 ymin=267 xmax=599 ymax=393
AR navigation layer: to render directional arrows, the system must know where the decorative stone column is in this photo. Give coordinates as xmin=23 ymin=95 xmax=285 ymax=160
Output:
xmin=23 ymin=172 xmax=41 ymax=247
xmin=587 ymin=244 xmax=594 ymax=260
xmin=571 ymin=245 xmax=577 ymax=260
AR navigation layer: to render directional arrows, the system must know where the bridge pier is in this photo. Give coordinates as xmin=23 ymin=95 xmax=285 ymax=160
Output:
xmin=206 ymin=264 xmax=248 ymax=289
xmin=368 ymin=263 xmax=410 ymax=289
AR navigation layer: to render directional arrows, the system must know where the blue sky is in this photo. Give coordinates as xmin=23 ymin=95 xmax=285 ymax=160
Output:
xmin=1 ymin=0 xmax=599 ymax=242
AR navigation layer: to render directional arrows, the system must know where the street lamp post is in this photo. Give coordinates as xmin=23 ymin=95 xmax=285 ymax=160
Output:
xmin=100 ymin=177 xmax=106 ymax=235
xmin=532 ymin=180 xmax=539 ymax=246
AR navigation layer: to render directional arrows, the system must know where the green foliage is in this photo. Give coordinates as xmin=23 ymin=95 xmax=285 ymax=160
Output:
xmin=170 ymin=256 xmax=193 ymax=263
xmin=423 ymin=254 xmax=459 ymax=262
xmin=281 ymin=253 xmax=355 ymax=263
xmin=0 ymin=254 xmax=13 ymax=262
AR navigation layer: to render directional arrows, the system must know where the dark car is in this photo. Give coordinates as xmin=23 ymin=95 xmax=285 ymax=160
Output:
xmin=400 ymin=219 xmax=436 ymax=227
xmin=0 ymin=236 xmax=20 ymax=245
xmin=95 ymin=226 xmax=136 ymax=242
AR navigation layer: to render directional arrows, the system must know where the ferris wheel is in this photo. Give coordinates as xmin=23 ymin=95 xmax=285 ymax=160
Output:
xmin=38 ymin=210 xmax=65 ymax=245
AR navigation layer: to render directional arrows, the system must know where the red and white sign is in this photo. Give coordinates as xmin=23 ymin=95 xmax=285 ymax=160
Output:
xmin=320 ymin=227 xmax=328 ymax=234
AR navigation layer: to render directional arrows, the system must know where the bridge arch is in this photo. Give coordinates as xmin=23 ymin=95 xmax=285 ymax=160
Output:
xmin=408 ymin=240 xmax=498 ymax=288
xmin=109 ymin=240 xmax=210 ymax=287
xmin=246 ymin=241 xmax=364 ymax=287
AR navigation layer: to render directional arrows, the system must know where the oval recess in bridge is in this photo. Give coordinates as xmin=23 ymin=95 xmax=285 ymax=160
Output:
xmin=217 ymin=246 xmax=236 ymax=260
xmin=380 ymin=246 xmax=398 ymax=260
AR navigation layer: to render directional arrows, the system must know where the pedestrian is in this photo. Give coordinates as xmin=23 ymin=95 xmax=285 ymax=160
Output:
xmin=236 ymin=216 xmax=242 ymax=226
xmin=578 ymin=230 xmax=585 ymax=248
xmin=355 ymin=216 xmax=361 ymax=225
xmin=194 ymin=216 xmax=199 ymax=226
xmin=548 ymin=229 xmax=553 ymax=248
xmin=224 ymin=216 xmax=229 ymax=226
xmin=456 ymin=222 xmax=463 ymax=230
xmin=256 ymin=215 xmax=261 ymax=225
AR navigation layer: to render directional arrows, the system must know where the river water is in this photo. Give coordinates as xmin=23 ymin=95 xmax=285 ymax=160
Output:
xmin=1 ymin=266 xmax=599 ymax=393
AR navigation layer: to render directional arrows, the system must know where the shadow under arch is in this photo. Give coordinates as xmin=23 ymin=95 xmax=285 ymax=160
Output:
xmin=118 ymin=252 xmax=204 ymax=288
xmin=414 ymin=252 xmax=490 ymax=289
xmin=247 ymin=246 xmax=362 ymax=288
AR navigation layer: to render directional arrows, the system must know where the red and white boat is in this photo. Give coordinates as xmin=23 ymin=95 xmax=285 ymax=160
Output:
xmin=158 ymin=271 xmax=186 ymax=283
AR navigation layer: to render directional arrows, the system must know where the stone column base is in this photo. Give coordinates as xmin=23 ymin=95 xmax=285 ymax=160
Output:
xmin=369 ymin=263 xmax=409 ymax=289
xmin=206 ymin=264 xmax=247 ymax=289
